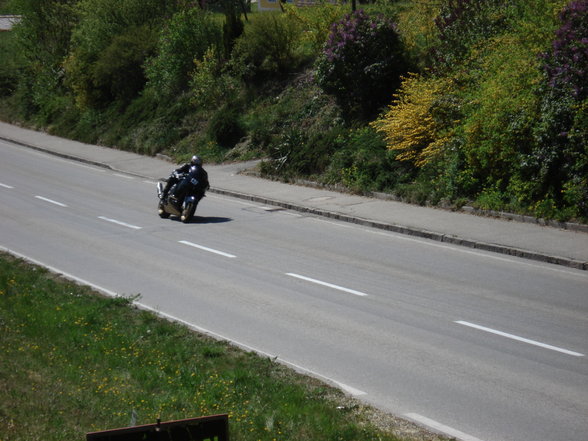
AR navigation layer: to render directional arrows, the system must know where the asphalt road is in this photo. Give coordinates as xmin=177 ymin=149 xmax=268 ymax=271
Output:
xmin=2 ymin=139 xmax=588 ymax=441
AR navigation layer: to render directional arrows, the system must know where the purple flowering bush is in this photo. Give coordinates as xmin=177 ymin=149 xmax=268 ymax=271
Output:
xmin=542 ymin=0 xmax=588 ymax=100
xmin=530 ymin=0 xmax=588 ymax=219
xmin=315 ymin=10 xmax=407 ymax=121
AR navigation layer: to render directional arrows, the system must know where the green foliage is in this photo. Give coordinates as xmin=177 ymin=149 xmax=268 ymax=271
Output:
xmin=246 ymin=72 xmax=343 ymax=177
xmin=64 ymin=0 xmax=179 ymax=109
xmin=433 ymin=0 xmax=512 ymax=68
xmin=393 ymin=0 xmax=441 ymax=68
xmin=0 ymin=0 xmax=11 ymax=13
xmin=283 ymin=1 xmax=347 ymax=54
xmin=460 ymin=33 xmax=542 ymax=187
xmin=72 ymin=0 xmax=176 ymax=53
xmin=146 ymin=8 xmax=222 ymax=97
xmin=12 ymin=0 xmax=77 ymax=66
xmin=207 ymin=104 xmax=245 ymax=148
xmin=91 ymin=26 xmax=157 ymax=103
xmin=262 ymin=126 xmax=346 ymax=178
xmin=325 ymin=126 xmax=414 ymax=193
xmin=0 ymin=30 xmax=21 ymax=97
xmin=190 ymin=48 xmax=242 ymax=110
xmin=9 ymin=0 xmax=77 ymax=118
xmin=420 ymin=0 xmax=582 ymax=218
xmin=232 ymin=12 xmax=303 ymax=78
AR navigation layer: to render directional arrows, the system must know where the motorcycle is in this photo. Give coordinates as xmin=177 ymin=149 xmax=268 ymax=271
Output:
xmin=157 ymin=166 xmax=205 ymax=223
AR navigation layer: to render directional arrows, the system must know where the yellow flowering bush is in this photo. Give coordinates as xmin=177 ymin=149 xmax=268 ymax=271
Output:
xmin=371 ymin=73 xmax=456 ymax=167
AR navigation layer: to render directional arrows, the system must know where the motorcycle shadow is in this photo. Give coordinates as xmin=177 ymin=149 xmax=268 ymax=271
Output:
xmin=171 ymin=216 xmax=232 ymax=224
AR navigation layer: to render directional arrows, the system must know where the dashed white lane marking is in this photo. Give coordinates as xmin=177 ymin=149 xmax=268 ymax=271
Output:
xmin=178 ymin=240 xmax=236 ymax=258
xmin=98 ymin=216 xmax=142 ymax=230
xmin=0 ymin=182 xmax=14 ymax=189
xmin=113 ymin=173 xmax=134 ymax=179
xmin=286 ymin=273 xmax=368 ymax=297
xmin=404 ymin=413 xmax=485 ymax=441
xmin=35 ymin=195 xmax=68 ymax=207
xmin=455 ymin=320 xmax=584 ymax=357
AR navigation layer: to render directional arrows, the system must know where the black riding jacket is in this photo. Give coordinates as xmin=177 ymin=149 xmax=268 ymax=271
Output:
xmin=173 ymin=163 xmax=210 ymax=192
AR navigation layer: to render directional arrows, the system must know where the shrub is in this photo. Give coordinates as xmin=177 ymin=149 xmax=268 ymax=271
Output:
xmin=190 ymin=48 xmax=242 ymax=110
xmin=393 ymin=0 xmax=441 ymax=68
xmin=12 ymin=0 xmax=76 ymax=66
xmin=91 ymin=25 xmax=157 ymax=103
xmin=63 ymin=0 xmax=178 ymax=109
xmin=207 ymin=104 xmax=245 ymax=148
xmin=541 ymin=0 xmax=588 ymax=100
xmin=325 ymin=126 xmax=413 ymax=193
xmin=232 ymin=12 xmax=303 ymax=78
xmin=371 ymin=73 xmax=458 ymax=167
xmin=0 ymin=31 xmax=22 ymax=97
xmin=460 ymin=34 xmax=542 ymax=187
xmin=146 ymin=8 xmax=222 ymax=97
xmin=283 ymin=2 xmax=347 ymax=54
xmin=315 ymin=9 xmax=408 ymax=121
xmin=70 ymin=0 xmax=176 ymax=52
xmin=530 ymin=0 xmax=588 ymax=219
xmin=262 ymin=126 xmax=345 ymax=178
xmin=433 ymin=0 xmax=511 ymax=68
xmin=9 ymin=0 xmax=77 ymax=117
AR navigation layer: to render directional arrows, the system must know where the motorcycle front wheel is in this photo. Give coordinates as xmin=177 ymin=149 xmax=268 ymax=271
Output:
xmin=181 ymin=202 xmax=195 ymax=223
xmin=158 ymin=201 xmax=170 ymax=218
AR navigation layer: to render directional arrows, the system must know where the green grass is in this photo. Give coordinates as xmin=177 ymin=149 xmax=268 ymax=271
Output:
xmin=0 ymin=252 xmax=446 ymax=441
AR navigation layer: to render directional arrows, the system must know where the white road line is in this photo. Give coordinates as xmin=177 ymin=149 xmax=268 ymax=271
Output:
xmin=35 ymin=195 xmax=68 ymax=207
xmin=70 ymin=162 xmax=106 ymax=172
xmin=113 ymin=173 xmax=134 ymax=179
xmin=0 ymin=182 xmax=14 ymax=189
xmin=455 ymin=320 xmax=584 ymax=357
xmin=286 ymin=273 xmax=368 ymax=297
xmin=98 ymin=216 xmax=142 ymax=230
xmin=404 ymin=413 xmax=485 ymax=441
xmin=178 ymin=240 xmax=236 ymax=258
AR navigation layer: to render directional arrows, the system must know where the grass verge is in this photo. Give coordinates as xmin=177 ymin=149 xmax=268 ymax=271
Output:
xmin=0 ymin=252 xmax=446 ymax=441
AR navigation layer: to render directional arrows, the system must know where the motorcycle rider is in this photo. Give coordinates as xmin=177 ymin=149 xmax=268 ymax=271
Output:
xmin=161 ymin=155 xmax=209 ymax=201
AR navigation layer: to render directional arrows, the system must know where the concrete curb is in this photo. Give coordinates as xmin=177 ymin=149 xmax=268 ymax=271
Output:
xmin=3 ymin=134 xmax=587 ymax=271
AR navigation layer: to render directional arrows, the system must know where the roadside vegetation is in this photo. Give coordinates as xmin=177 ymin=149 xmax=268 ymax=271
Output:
xmin=0 ymin=252 xmax=448 ymax=441
xmin=0 ymin=0 xmax=586 ymax=222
